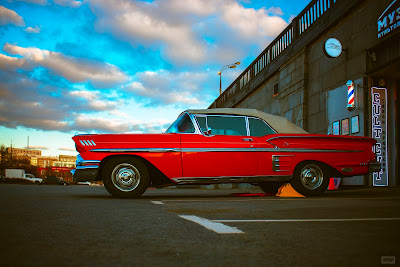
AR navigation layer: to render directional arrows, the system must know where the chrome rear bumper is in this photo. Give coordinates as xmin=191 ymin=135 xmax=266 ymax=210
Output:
xmin=368 ymin=161 xmax=381 ymax=173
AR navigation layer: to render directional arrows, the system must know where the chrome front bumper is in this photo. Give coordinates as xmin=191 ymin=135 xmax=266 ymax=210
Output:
xmin=72 ymin=154 xmax=101 ymax=182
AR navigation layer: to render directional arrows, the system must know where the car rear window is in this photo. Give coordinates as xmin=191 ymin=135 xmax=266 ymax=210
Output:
xmin=248 ymin=117 xmax=275 ymax=136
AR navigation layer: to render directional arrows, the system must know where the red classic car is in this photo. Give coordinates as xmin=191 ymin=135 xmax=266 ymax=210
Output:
xmin=71 ymin=108 xmax=380 ymax=197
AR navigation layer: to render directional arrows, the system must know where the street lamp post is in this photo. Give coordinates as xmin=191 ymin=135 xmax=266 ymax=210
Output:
xmin=218 ymin=62 xmax=240 ymax=95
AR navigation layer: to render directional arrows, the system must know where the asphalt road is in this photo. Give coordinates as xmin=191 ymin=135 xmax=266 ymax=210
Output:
xmin=0 ymin=184 xmax=399 ymax=267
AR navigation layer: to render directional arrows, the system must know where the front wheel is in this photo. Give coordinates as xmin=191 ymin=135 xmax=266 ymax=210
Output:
xmin=290 ymin=162 xmax=329 ymax=196
xmin=103 ymin=157 xmax=150 ymax=198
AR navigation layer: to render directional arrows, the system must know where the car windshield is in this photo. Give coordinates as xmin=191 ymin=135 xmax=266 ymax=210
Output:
xmin=165 ymin=113 xmax=195 ymax=134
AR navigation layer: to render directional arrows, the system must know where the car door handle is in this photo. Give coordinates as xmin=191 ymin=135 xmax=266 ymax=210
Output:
xmin=242 ymin=138 xmax=253 ymax=142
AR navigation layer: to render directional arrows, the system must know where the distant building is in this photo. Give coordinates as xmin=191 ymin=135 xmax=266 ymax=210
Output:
xmin=53 ymin=155 xmax=76 ymax=168
xmin=36 ymin=156 xmax=59 ymax=168
xmin=7 ymin=147 xmax=41 ymax=157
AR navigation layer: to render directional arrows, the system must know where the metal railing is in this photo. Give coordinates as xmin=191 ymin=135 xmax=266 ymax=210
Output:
xmin=214 ymin=0 xmax=337 ymax=108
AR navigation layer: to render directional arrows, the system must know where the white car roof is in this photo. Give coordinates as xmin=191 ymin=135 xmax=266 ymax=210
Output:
xmin=186 ymin=108 xmax=308 ymax=134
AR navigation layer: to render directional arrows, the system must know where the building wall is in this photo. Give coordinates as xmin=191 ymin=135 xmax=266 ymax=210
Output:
xmin=7 ymin=147 xmax=41 ymax=157
xmin=237 ymin=51 xmax=308 ymax=129
xmin=234 ymin=0 xmax=394 ymax=134
xmin=210 ymin=0 xmax=399 ymax=186
xmin=305 ymin=0 xmax=388 ymax=134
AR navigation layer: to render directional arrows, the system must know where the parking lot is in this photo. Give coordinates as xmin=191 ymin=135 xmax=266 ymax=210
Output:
xmin=0 ymin=184 xmax=399 ymax=266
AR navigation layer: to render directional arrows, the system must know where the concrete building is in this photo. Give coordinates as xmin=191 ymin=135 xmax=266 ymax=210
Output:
xmin=7 ymin=147 xmax=41 ymax=157
xmin=53 ymin=155 xmax=76 ymax=168
xmin=210 ymin=0 xmax=399 ymax=187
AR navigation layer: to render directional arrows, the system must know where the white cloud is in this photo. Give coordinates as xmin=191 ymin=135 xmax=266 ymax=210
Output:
xmin=0 ymin=5 xmax=25 ymax=26
xmin=0 ymin=54 xmax=30 ymax=71
xmin=166 ymin=0 xmax=220 ymax=16
xmin=24 ymin=26 xmax=41 ymax=33
xmin=266 ymin=6 xmax=284 ymax=16
xmin=11 ymin=0 xmax=84 ymax=7
xmin=126 ymin=69 xmax=211 ymax=105
xmin=3 ymin=43 xmax=128 ymax=88
xmin=11 ymin=0 xmax=47 ymax=5
xmin=288 ymin=14 xmax=297 ymax=23
xmin=220 ymin=2 xmax=287 ymax=40
xmin=53 ymin=0 xmax=84 ymax=7
xmin=73 ymin=114 xmax=131 ymax=133
xmin=89 ymin=0 xmax=288 ymax=65
xmin=69 ymin=90 xmax=119 ymax=111
xmin=91 ymin=0 xmax=206 ymax=64
xmin=59 ymin=147 xmax=75 ymax=151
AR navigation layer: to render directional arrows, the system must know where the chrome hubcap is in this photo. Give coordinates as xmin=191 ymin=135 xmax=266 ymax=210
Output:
xmin=111 ymin=163 xmax=140 ymax=192
xmin=300 ymin=164 xmax=323 ymax=190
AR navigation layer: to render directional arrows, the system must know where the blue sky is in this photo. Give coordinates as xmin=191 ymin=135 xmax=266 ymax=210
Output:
xmin=0 ymin=0 xmax=310 ymax=156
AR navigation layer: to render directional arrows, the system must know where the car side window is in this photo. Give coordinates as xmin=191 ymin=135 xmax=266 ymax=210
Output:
xmin=195 ymin=116 xmax=207 ymax=133
xmin=165 ymin=113 xmax=195 ymax=133
xmin=248 ymin=117 xmax=275 ymax=137
xmin=207 ymin=115 xmax=247 ymax=136
xmin=177 ymin=114 xmax=195 ymax=133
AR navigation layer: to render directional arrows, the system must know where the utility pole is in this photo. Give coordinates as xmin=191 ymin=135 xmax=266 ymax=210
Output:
xmin=10 ymin=140 xmax=13 ymax=161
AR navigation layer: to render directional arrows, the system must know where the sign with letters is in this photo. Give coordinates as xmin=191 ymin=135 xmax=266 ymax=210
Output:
xmin=378 ymin=0 xmax=400 ymax=38
xmin=371 ymin=87 xmax=388 ymax=186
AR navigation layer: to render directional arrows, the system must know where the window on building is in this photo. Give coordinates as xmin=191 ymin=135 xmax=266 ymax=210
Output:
xmin=273 ymin=83 xmax=279 ymax=97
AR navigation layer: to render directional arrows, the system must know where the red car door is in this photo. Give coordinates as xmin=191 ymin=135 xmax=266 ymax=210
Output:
xmin=180 ymin=134 xmax=257 ymax=178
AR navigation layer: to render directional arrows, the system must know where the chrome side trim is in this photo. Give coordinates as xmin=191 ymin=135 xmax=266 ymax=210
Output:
xmin=267 ymin=135 xmax=371 ymax=142
xmin=181 ymin=148 xmax=257 ymax=152
xmin=76 ymin=165 xmax=100 ymax=170
xmin=80 ymin=160 xmax=101 ymax=165
xmin=89 ymin=147 xmax=362 ymax=153
xmin=75 ymin=157 xmax=101 ymax=170
xmin=78 ymin=140 xmax=97 ymax=146
xmin=172 ymin=175 xmax=292 ymax=184
xmin=272 ymin=155 xmax=295 ymax=172
xmin=258 ymin=148 xmax=362 ymax=153
xmin=90 ymin=148 xmax=181 ymax=153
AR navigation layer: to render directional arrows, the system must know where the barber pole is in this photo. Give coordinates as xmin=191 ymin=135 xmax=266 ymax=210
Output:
xmin=346 ymin=80 xmax=355 ymax=110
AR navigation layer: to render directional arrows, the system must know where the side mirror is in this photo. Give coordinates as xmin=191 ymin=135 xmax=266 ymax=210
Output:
xmin=203 ymin=127 xmax=212 ymax=136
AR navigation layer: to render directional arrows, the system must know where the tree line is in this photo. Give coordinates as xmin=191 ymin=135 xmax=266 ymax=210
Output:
xmin=0 ymin=145 xmax=39 ymax=176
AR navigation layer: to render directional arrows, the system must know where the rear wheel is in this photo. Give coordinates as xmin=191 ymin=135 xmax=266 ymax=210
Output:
xmin=103 ymin=157 xmax=150 ymax=198
xmin=258 ymin=182 xmax=283 ymax=194
xmin=290 ymin=162 xmax=329 ymax=196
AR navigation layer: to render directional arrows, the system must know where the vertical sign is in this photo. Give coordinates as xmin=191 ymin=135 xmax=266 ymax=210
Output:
xmin=371 ymin=87 xmax=388 ymax=186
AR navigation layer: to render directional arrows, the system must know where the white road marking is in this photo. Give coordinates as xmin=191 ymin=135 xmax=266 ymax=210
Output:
xmin=157 ymin=196 xmax=400 ymax=203
xmin=150 ymin=201 xmax=164 ymax=205
xmin=213 ymin=218 xmax=400 ymax=223
xmin=179 ymin=215 xmax=244 ymax=234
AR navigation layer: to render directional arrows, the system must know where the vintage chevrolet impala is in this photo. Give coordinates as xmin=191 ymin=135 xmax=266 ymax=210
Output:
xmin=72 ymin=108 xmax=380 ymax=197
